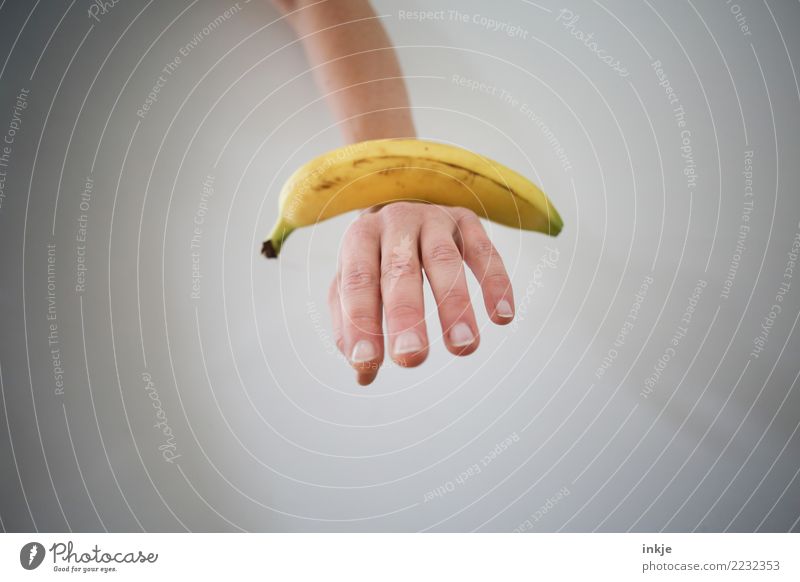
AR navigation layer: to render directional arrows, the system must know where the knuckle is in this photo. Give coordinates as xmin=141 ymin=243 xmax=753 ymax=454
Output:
xmin=340 ymin=262 xmax=377 ymax=292
xmin=385 ymin=301 xmax=422 ymax=321
xmin=355 ymin=211 xmax=377 ymax=225
xmin=485 ymin=272 xmax=511 ymax=288
xmin=381 ymin=258 xmax=420 ymax=283
xmin=379 ymin=201 xmax=414 ymax=220
xmin=452 ymin=206 xmax=476 ymax=220
xmin=470 ymin=238 xmax=497 ymax=259
xmin=345 ymin=309 xmax=379 ymax=331
xmin=439 ymin=288 xmax=470 ymax=307
xmin=425 ymin=241 xmax=462 ymax=265
xmin=345 ymin=216 xmax=376 ymax=239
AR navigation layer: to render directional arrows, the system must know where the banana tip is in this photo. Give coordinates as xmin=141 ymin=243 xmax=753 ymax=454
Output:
xmin=262 ymin=240 xmax=278 ymax=259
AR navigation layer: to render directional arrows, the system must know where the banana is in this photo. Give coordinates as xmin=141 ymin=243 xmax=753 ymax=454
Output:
xmin=262 ymin=138 xmax=563 ymax=258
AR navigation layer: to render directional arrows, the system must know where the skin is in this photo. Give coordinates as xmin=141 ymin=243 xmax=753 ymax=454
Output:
xmin=273 ymin=0 xmax=515 ymax=384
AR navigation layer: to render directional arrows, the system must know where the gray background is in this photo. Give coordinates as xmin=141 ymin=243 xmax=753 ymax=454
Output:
xmin=0 ymin=0 xmax=798 ymax=532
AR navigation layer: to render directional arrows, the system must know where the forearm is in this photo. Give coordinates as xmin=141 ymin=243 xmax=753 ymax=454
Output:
xmin=275 ymin=0 xmax=415 ymax=142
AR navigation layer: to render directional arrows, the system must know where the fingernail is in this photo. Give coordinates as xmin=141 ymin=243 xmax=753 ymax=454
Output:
xmin=351 ymin=340 xmax=376 ymax=363
xmin=394 ymin=330 xmax=423 ymax=355
xmin=496 ymin=299 xmax=514 ymax=318
xmin=449 ymin=322 xmax=475 ymax=347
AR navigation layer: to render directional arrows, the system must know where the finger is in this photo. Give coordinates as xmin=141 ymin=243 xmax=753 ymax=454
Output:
xmin=357 ymin=364 xmax=379 ymax=386
xmin=457 ymin=213 xmax=515 ymax=325
xmin=337 ymin=217 xmax=383 ymax=384
xmin=379 ymin=208 xmax=428 ymax=367
xmin=329 ymin=277 xmax=377 ymax=384
xmin=327 ymin=278 xmax=344 ymax=355
xmin=420 ymin=219 xmax=479 ymax=356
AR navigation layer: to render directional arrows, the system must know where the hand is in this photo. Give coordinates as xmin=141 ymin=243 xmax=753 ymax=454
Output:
xmin=328 ymin=202 xmax=515 ymax=385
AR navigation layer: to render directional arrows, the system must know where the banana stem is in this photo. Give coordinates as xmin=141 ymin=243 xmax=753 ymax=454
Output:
xmin=261 ymin=219 xmax=295 ymax=259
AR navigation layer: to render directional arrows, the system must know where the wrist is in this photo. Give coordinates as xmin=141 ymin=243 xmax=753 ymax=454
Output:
xmin=343 ymin=110 xmax=416 ymax=143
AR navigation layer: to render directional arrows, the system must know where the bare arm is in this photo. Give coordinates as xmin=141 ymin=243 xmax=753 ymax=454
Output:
xmin=274 ymin=0 xmax=415 ymax=142
xmin=273 ymin=0 xmax=514 ymax=386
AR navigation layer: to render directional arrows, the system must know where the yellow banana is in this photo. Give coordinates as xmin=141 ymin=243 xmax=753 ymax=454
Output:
xmin=262 ymin=138 xmax=563 ymax=258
